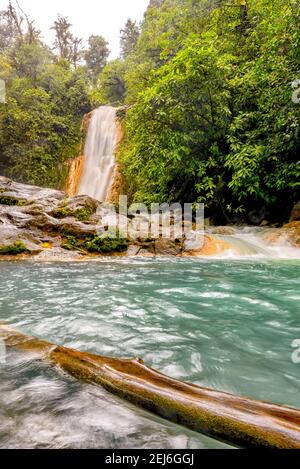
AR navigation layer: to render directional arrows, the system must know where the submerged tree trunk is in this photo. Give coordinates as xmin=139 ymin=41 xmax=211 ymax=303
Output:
xmin=1 ymin=325 xmax=300 ymax=449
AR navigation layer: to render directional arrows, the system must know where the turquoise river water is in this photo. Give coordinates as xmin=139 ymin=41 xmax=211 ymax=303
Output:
xmin=0 ymin=258 xmax=299 ymax=448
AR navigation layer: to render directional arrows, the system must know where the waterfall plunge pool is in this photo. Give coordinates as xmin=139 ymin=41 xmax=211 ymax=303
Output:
xmin=0 ymin=258 xmax=299 ymax=448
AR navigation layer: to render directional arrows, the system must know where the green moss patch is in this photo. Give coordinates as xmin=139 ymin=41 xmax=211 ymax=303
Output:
xmin=74 ymin=207 xmax=95 ymax=221
xmin=0 ymin=196 xmax=28 ymax=206
xmin=62 ymin=232 xmax=128 ymax=254
xmin=84 ymin=234 xmax=128 ymax=253
xmin=53 ymin=205 xmax=95 ymax=222
xmin=0 ymin=241 xmax=29 ymax=255
xmin=61 ymin=235 xmax=82 ymax=251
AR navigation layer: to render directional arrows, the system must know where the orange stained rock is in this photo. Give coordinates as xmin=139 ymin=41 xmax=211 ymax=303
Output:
xmin=65 ymin=155 xmax=84 ymax=197
xmin=184 ymin=235 xmax=232 ymax=257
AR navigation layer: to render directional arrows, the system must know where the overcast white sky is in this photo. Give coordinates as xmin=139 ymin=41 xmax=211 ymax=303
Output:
xmin=0 ymin=0 xmax=150 ymax=58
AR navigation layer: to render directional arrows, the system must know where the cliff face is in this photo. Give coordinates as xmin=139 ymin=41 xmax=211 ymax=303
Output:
xmin=65 ymin=155 xmax=84 ymax=197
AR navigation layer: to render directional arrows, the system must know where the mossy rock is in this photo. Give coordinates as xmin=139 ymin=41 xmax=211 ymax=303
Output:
xmin=61 ymin=235 xmax=84 ymax=252
xmin=74 ymin=207 xmax=95 ymax=221
xmin=62 ymin=232 xmax=128 ymax=254
xmin=0 ymin=241 xmax=29 ymax=255
xmin=52 ymin=204 xmax=95 ymax=222
xmin=52 ymin=206 xmax=71 ymax=219
xmin=0 ymin=196 xmax=28 ymax=206
xmin=84 ymin=235 xmax=128 ymax=253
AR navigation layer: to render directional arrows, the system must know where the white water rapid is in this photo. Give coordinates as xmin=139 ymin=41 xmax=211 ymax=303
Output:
xmin=206 ymin=226 xmax=300 ymax=260
xmin=78 ymin=106 xmax=117 ymax=201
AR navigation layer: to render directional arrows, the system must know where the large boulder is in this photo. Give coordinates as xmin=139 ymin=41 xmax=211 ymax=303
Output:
xmin=59 ymin=219 xmax=98 ymax=237
xmin=281 ymin=222 xmax=300 ymax=246
xmin=154 ymin=238 xmax=182 ymax=256
xmin=183 ymin=230 xmax=205 ymax=252
xmin=0 ymin=226 xmax=42 ymax=254
xmin=24 ymin=213 xmax=60 ymax=232
xmin=183 ymin=234 xmax=231 ymax=256
xmin=0 ymin=176 xmax=64 ymax=209
xmin=0 ymin=204 xmax=33 ymax=228
xmin=51 ymin=195 xmax=98 ymax=219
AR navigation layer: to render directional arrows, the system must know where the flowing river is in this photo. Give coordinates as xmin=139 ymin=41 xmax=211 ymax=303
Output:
xmin=0 ymin=258 xmax=299 ymax=448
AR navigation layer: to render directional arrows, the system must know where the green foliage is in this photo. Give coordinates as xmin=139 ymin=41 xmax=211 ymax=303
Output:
xmin=75 ymin=207 xmax=95 ymax=221
xmin=120 ymin=19 xmax=140 ymax=59
xmin=84 ymin=35 xmax=110 ymax=82
xmin=62 ymin=232 xmax=128 ymax=254
xmin=0 ymin=3 xmax=93 ymax=189
xmin=91 ymin=59 xmax=126 ymax=106
xmin=224 ymin=1 xmax=300 ymax=216
xmin=13 ymin=43 xmax=53 ymax=81
xmin=120 ymin=0 xmax=300 ymax=223
xmin=83 ymin=233 xmax=128 ymax=253
xmin=123 ymin=0 xmax=215 ymax=104
xmin=61 ymin=234 xmax=81 ymax=251
xmin=0 ymin=240 xmax=28 ymax=255
xmin=0 ymin=58 xmax=91 ymax=188
xmin=51 ymin=15 xmax=84 ymax=67
xmin=52 ymin=205 xmax=94 ymax=221
xmin=121 ymin=37 xmax=232 ymax=206
xmin=52 ymin=206 xmax=71 ymax=219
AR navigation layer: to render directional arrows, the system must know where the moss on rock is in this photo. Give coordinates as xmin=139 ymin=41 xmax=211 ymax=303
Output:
xmin=52 ymin=204 xmax=95 ymax=222
xmin=84 ymin=234 xmax=128 ymax=253
xmin=0 ymin=196 xmax=27 ymax=206
xmin=0 ymin=241 xmax=29 ymax=255
xmin=62 ymin=232 xmax=128 ymax=254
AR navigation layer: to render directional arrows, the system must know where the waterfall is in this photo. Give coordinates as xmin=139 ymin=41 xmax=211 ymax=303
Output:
xmin=77 ymin=106 xmax=117 ymax=201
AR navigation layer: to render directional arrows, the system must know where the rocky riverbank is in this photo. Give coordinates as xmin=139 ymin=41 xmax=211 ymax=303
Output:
xmin=0 ymin=177 xmax=299 ymax=261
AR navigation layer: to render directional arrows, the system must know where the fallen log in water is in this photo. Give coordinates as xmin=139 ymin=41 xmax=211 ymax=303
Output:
xmin=1 ymin=324 xmax=300 ymax=449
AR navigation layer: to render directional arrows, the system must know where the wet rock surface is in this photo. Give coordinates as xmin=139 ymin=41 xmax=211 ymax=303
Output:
xmin=263 ymin=222 xmax=300 ymax=247
xmin=0 ymin=178 xmax=299 ymax=260
xmin=0 ymin=177 xmax=101 ymax=258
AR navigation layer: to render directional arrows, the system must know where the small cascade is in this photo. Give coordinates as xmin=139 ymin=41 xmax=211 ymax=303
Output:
xmin=205 ymin=227 xmax=300 ymax=259
xmin=77 ymin=106 xmax=117 ymax=201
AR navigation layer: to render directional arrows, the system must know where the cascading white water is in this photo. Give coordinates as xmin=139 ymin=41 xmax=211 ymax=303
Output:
xmin=78 ymin=106 xmax=117 ymax=201
xmin=207 ymin=226 xmax=300 ymax=259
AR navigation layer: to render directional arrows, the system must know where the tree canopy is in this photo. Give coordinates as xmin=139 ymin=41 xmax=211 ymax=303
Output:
xmin=0 ymin=2 xmax=107 ymax=187
xmin=0 ymin=0 xmax=299 ymax=223
xmin=117 ymin=0 xmax=300 ymax=223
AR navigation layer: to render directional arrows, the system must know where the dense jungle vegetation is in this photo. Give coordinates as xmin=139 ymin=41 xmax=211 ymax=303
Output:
xmin=0 ymin=0 xmax=299 ymax=223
